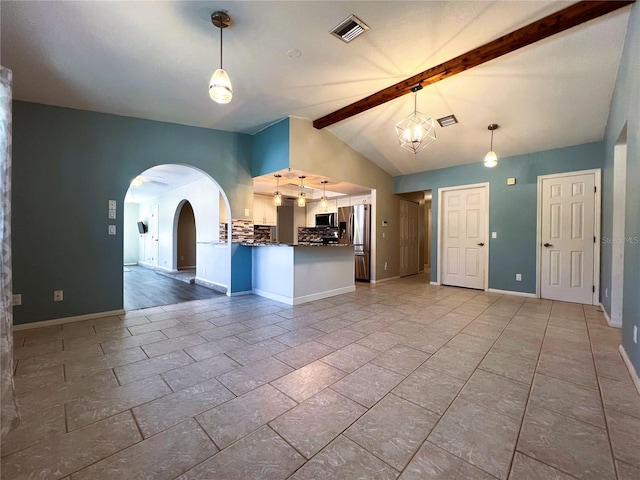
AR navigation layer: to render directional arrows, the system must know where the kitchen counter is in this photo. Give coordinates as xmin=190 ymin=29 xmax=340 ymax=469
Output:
xmin=250 ymin=243 xmax=355 ymax=305
xmin=242 ymin=242 xmax=351 ymax=247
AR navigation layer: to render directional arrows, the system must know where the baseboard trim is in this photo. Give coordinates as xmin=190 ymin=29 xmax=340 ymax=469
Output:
xmin=486 ymin=288 xmax=537 ymax=298
xmin=619 ymin=344 xmax=640 ymax=397
xmin=430 ymin=281 xmax=439 ymax=286
xmin=600 ymin=303 xmax=622 ymax=328
xmin=371 ymin=276 xmax=400 ymax=284
xmin=13 ymin=309 xmax=126 ymax=331
xmin=194 ymin=277 xmax=228 ymax=294
xmin=137 ymin=262 xmax=173 ymax=273
xmin=253 ymin=285 xmax=356 ymax=305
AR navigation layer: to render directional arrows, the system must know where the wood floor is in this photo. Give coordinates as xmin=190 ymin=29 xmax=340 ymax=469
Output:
xmin=123 ymin=265 xmax=222 ymax=311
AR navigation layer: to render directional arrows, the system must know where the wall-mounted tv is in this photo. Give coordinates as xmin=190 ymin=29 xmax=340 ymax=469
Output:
xmin=137 ymin=221 xmax=148 ymax=234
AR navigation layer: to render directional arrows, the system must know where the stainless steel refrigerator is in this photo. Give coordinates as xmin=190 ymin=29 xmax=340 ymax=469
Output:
xmin=338 ymin=204 xmax=371 ymax=281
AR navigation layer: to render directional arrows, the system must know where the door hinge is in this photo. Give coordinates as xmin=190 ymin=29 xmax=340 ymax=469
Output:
xmin=594 ymin=236 xmax=596 ymax=243
xmin=593 ymin=285 xmax=595 ymax=293
xmin=594 ymin=186 xmax=597 ymax=193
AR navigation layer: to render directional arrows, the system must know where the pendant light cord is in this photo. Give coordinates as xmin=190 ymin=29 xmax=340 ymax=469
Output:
xmin=490 ymin=129 xmax=494 ymax=151
xmin=220 ymin=24 xmax=223 ymax=69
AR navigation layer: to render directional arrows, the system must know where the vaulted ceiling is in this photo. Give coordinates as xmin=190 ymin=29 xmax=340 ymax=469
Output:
xmin=1 ymin=1 xmax=631 ymax=180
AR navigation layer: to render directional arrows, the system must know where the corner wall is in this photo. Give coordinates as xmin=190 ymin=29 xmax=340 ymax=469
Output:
xmin=288 ymin=117 xmax=400 ymax=281
xmin=602 ymin=2 xmax=640 ymax=377
xmin=12 ymin=102 xmax=252 ymax=324
xmin=395 ymin=142 xmax=604 ymax=293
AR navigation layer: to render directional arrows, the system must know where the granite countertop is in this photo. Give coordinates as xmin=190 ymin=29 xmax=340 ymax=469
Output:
xmin=241 ymin=242 xmax=353 ymax=247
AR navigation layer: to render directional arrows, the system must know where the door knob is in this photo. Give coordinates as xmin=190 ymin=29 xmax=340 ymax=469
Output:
xmin=477 ymin=242 xmax=485 ymax=246
xmin=543 ymin=242 xmax=553 ymax=247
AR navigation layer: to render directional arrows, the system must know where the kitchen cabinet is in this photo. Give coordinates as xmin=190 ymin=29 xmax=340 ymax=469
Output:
xmin=336 ymin=196 xmax=350 ymax=208
xmin=306 ymin=201 xmax=320 ymax=227
xmin=253 ymin=195 xmax=277 ymax=225
xmin=350 ymin=194 xmax=371 ymax=205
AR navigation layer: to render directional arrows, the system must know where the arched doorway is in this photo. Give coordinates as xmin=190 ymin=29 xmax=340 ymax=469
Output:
xmin=176 ymin=200 xmax=197 ymax=276
xmin=123 ymin=164 xmax=232 ymax=310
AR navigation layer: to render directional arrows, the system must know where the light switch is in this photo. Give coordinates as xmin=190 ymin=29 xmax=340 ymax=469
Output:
xmin=108 ymin=200 xmax=116 ymax=209
xmin=108 ymin=209 xmax=116 ymax=219
xmin=507 ymin=178 xmax=516 ymax=186
xmin=492 ymin=232 xmax=497 ymax=239
xmin=108 ymin=225 xmax=116 ymax=235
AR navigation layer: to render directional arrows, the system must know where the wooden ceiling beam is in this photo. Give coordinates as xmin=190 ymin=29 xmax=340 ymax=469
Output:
xmin=313 ymin=0 xmax=634 ymax=130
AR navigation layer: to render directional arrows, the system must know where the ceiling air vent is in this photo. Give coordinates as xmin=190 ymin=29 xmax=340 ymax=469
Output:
xmin=330 ymin=14 xmax=369 ymax=43
xmin=437 ymin=115 xmax=459 ymax=127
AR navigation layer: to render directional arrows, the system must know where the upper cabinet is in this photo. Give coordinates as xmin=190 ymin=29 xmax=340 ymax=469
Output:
xmin=253 ymin=195 xmax=277 ymax=225
xmin=349 ymin=194 xmax=372 ymax=205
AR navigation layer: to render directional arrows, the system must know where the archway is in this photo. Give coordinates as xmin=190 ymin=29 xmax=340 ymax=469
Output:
xmin=123 ymin=164 xmax=232 ymax=310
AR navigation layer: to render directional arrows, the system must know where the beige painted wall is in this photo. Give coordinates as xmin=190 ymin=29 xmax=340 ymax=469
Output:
xmin=288 ymin=117 xmax=400 ymax=281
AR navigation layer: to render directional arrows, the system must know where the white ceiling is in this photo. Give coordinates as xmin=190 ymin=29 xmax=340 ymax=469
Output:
xmin=1 ymin=1 xmax=631 ymax=182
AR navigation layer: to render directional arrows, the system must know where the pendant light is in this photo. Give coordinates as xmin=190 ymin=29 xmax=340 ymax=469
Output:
xmin=209 ymin=11 xmax=233 ymax=104
xmin=395 ymin=85 xmax=436 ymax=154
xmin=320 ymin=180 xmax=329 ymax=210
xmin=484 ymin=124 xmax=499 ymax=168
xmin=298 ymin=176 xmax=306 ymax=207
xmin=273 ymin=174 xmax=282 ymax=206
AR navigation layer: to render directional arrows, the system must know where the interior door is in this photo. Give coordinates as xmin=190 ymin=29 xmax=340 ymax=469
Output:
xmin=540 ymin=172 xmax=596 ymax=304
xmin=399 ymin=200 xmax=419 ymax=277
xmin=441 ymin=186 xmax=487 ymax=289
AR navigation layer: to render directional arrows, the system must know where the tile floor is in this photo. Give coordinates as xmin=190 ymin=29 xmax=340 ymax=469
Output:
xmin=4 ymin=275 xmax=640 ymax=479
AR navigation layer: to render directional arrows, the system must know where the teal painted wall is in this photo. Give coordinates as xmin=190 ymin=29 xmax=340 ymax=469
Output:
xmin=602 ymin=3 xmax=640 ymax=374
xmin=251 ymin=118 xmax=289 ymax=176
xmin=12 ymin=102 xmax=254 ymax=324
xmin=395 ymin=142 xmax=604 ymax=294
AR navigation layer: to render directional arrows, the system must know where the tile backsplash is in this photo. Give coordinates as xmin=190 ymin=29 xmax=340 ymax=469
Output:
xmin=298 ymin=227 xmax=338 ymax=243
xmin=231 ymin=219 xmax=254 ymax=243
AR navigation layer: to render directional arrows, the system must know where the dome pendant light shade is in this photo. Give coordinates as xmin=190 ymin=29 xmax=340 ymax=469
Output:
xmin=210 ymin=11 xmax=233 ymax=104
xmin=395 ymin=85 xmax=436 ymax=154
xmin=209 ymin=69 xmax=233 ymax=104
xmin=484 ymin=124 xmax=499 ymax=168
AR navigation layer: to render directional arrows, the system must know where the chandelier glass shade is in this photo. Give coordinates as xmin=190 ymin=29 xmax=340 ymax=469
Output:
xmin=484 ymin=124 xmax=499 ymax=168
xmin=209 ymin=11 xmax=233 ymax=104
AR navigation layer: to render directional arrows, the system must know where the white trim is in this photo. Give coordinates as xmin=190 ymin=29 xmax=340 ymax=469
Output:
xmin=619 ymin=344 xmax=640 ymax=397
xmin=486 ymin=288 xmax=537 ymax=298
xmin=136 ymin=261 xmax=173 ymax=273
xmin=600 ymin=303 xmax=622 ymax=328
xmin=430 ymin=281 xmax=439 ymax=286
xmin=437 ymin=182 xmax=490 ymax=289
xmin=12 ymin=309 xmax=126 ymax=331
xmin=371 ymin=276 xmax=400 ymax=284
xmin=253 ymin=285 xmax=356 ymax=305
xmin=194 ymin=277 xmax=228 ymax=294
xmin=536 ymin=168 xmax=601 ymax=304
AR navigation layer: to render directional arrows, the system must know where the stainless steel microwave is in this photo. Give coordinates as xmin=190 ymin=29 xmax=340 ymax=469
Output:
xmin=315 ymin=213 xmax=336 ymax=227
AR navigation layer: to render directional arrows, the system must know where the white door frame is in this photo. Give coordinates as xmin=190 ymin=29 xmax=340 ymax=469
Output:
xmin=536 ymin=169 xmax=601 ymax=303
xmin=436 ymin=182 xmax=490 ymax=289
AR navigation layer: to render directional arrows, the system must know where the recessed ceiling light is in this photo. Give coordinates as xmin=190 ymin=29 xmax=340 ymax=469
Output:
xmin=287 ymin=49 xmax=302 ymax=58
xmin=330 ymin=14 xmax=369 ymax=43
xmin=437 ymin=115 xmax=458 ymax=127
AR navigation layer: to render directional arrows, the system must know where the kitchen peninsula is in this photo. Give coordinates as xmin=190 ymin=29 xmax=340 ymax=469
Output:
xmin=247 ymin=243 xmax=355 ymax=305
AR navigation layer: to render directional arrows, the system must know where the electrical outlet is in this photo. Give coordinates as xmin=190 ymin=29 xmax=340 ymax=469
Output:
xmin=12 ymin=294 xmax=21 ymax=306
xmin=384 ymin=261 xmax=388 ymax=271
xmin=516 ymin=273 xmax=522 ymax=281
xmin=634 ymin=325 xmax=638 ymax=344
xmin=53 ymin=290 xmax=63 ymax=302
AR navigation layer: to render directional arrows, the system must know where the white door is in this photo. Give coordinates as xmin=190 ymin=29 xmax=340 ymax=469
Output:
xmin=540 ymin=172 xmax=596 ymax=304
xmin=150 ymin=204 xmax=159 ymax=266
xmin=399 ymin=200 xmax=419 ymax=277
xmin=441 ymin=186 xmax=487 ymax=289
